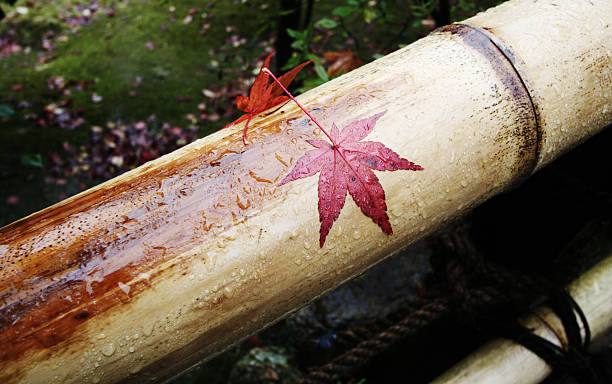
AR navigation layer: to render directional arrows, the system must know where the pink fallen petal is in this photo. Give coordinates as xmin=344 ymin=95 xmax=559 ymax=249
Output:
xmin=6 ymin=196 xmax=19 ymax=205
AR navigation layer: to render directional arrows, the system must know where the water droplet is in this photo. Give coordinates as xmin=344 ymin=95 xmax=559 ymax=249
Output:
xmin=100 ymin=343 xmax=115 ymax=357
xmin=143 ymin=321 xmax=156 ymax=337
xmin=97 ymin=333 xmax=106 ymax=340
xmin=137 ymin=272 xmax=151 ymax=281
xmin=129 ymin=365 xmax=142 ymax=375
xmin=118 ymin=282 xmax=130 ymax=295
xmin=294 ymin=258 xmax=302 ymax=266
xmin=352 ymin=230 xmax=361 ymax=240
xmin=460 ymin=180 xmax=468 ymax=187
xmin=239 ymin=268 xmax=246 ymax=276
xmin=128 ymin=346 xmax=135 ymax=353
xmin=206 ymin=252 xmax=217 ymax=271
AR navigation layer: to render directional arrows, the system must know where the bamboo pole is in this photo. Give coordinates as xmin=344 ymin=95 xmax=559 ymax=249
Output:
xmin=432 ymin=254 xmax=612 ymax=384
xmin=0 ymin=1 xmax=611 ymax=383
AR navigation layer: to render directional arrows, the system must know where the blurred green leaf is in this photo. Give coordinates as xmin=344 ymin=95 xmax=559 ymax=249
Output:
xmin=0 ymin=104 xmax=14 ymax=117
xmin=332 ymin=6 xmax=356 ymax=18
xmin=297 ymin=76 xmax=326 ymax=93
xmin=314 ymin=63 xmax=329 ymax=82
xmin=363 ymin=9 xmax=376 ymax=23
xmin=286 ymin=28 xmax=305 ymax=39
xmin=20 ymin=153 xmax=43 ymax=168
xmin=317 ymin=18 xmax=338 ymax=29
xmin=277 ymin=9 xmax=298 ymax=16
xmin=291 ymin=40 xmax=306 ymax=51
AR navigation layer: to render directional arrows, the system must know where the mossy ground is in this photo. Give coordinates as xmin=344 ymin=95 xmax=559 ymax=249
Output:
xmin=0 ymin=0 xmax=272 ymax=224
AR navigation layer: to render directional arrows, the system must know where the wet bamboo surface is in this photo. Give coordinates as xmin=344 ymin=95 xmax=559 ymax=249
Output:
xmin=432 ymin=254 xmax=612 ymax=384
xmin=1 ymin=0 xmax=611 ymax=383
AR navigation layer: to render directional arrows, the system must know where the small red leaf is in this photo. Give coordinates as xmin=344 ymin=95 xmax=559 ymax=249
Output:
xmin=224 ymin=52 xmax=315 ymax=144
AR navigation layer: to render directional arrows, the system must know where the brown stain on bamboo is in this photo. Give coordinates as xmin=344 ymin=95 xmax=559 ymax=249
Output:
xmin=0 ymin=111 xmax=316 ymax=372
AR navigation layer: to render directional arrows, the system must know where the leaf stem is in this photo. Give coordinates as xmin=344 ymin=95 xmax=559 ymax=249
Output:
xmin=243 ymin=112 xmax=253 ymax=145
xmin=261 ymin=67 xmax=338 ymax=147
xmin=264 ymin=67 xmax=378 ymax=209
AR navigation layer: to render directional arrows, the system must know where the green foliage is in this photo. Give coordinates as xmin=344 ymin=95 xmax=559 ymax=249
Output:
xmin=328 ymin=0 xmax=388 ymax=24
xmin=409 ymin=0 xmax=436 ymax=28
xmin=332 ymin=5 xmax=356 ymax=18
xmin=451 ymin=0 xmax=503 ymax=22
xmin=336 ymin=379 xmax=366 ymax=384
xmin=316 ymin=17 xmax=338 ymax=29
xmin=0 ymin=104 xmax=14 ymax=117
xmin=20 ymin=153 xmax=43 ymax=168
xmin=285 ymin=0 xmax=404 ymax=92
xmin=342 ymin=0 xmax=394 ymax=25
xmin=297 ymin=64 xmax=329 ymax=93
xmin=287 ymin=27 xmax=311 ymax=51
xmin=284 ymin=24 xmax=329 ymax=92
xmin=453 ymin=0 xmax=479 ymax=14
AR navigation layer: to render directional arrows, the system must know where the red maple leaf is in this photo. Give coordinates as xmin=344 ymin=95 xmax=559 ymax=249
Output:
xmin=225 ymin=52 xmax=315 ymax=144
xmin=279 ymin=111 xmax=423 ymax=247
